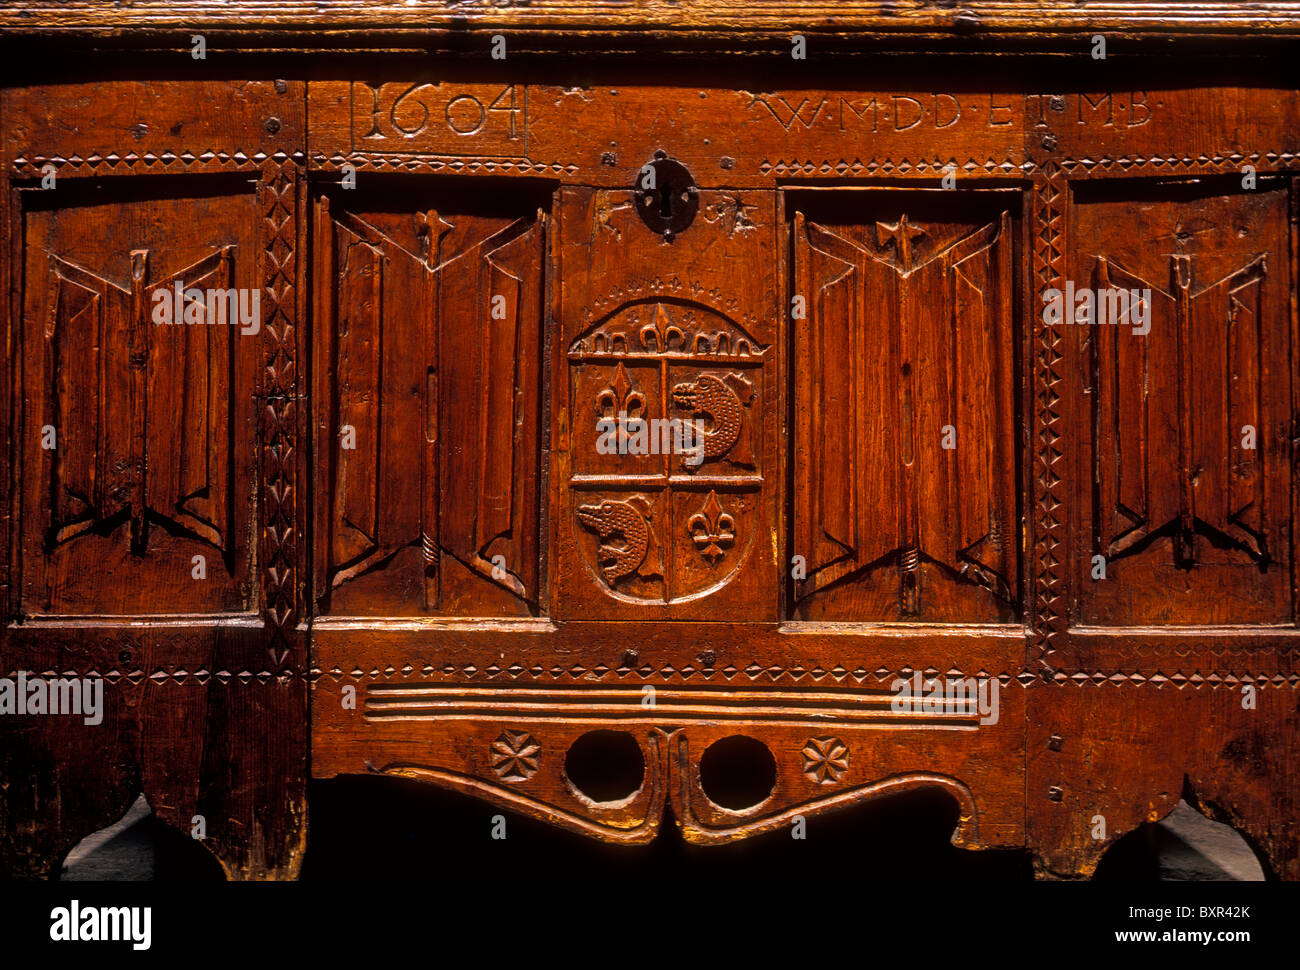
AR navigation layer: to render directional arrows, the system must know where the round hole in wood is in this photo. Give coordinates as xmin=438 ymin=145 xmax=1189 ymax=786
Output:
xmin=564 ymin=730 xmax=645 ymax=804
xmin=698 ymin=735 xmax=776 ymax=810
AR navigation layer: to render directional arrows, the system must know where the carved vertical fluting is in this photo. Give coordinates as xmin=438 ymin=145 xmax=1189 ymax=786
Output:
xmin=1031 ymin=165 xmax=1068 ymax=671
xmin=259 ymin=157 xmax=300 ymax=669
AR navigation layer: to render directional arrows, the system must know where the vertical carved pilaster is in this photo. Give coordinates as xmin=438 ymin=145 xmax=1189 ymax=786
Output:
xmin=260 ymin=155 xmax=300 ymax=669
xmin=1031 ymin=165 xmax=1068 ymax=672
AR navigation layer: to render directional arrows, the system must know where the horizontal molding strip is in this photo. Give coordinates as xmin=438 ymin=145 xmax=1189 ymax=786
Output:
xmin=361 ymin=683 xmax=984 ymax=727
xmin=5 ymin=3 xmax=1300 ymax=41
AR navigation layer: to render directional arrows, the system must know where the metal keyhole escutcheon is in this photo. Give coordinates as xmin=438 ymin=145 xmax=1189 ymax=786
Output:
xmin=635 ymin=150 xmax=699 ymax=240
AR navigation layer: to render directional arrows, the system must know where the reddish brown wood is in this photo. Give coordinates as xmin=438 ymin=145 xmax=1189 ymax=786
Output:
xmin=1 ymin=78 xmax=308 ymax=879
xmin=1 ymin=3 xmax=1298 ymax=881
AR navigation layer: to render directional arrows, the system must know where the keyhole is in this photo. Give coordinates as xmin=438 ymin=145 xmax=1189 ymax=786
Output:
xmin=634 ymin=153 xmax=698 ymax=238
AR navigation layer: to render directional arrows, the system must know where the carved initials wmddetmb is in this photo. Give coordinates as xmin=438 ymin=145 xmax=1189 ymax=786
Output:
xmin=1090 ymin=251 xmax=1269 ymax=567
xmin=44 ymin=247 xmax=236 ymax=558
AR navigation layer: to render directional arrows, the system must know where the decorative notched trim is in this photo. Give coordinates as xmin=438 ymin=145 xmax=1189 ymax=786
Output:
xmin=0 ymin=666 xmax=294 ymax=685
xmin=1048 ymin=670 xmax=1300 ymax=689
xmin=311 ymin=663 xmax=1300 ymax=690
xmin=259 ymin=158 xmax=301 ymax=669
xmin=10 ymin=149 xmax=1294 ymax=184
xmin=761 ymin=157 xmax=1033 ymax=177
xmin=304 ymin=151 xmax=1300 ymax=182
xmin=321 ymin=661 xmax=1020 ymax=686
xmin=1030 ymin=165 xmax=1068 ymax=669
xmin=11 ymin=150 xmax=304 ymax=178
xmin=309 ymin=153 xmax=577 ymax=176
xmin=8 ymin=663 xmax=1295 ymax=689
xmin=1057 ymin=150 xmax=1300 ymax=176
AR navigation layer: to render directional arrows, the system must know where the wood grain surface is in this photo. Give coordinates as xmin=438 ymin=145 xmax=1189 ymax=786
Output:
xmin=0 ymin=7 xmax=1297 ymax=881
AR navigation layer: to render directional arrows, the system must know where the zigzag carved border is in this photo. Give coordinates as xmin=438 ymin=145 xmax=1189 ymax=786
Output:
xmin=13 ymin=149 xmax=1296 ymax=182
xmin=259 ymin=157 xmax=300 ymax=670
xmin=6 ymin=663 xmax=1299 ymax=690
xmin=11 ymin=150 xmax=302 ymax=177
xmin=1031 ymin=164 xmax=1069 ymax=671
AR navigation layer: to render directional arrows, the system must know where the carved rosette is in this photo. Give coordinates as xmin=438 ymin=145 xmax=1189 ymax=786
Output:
xmin=490 ymin=730 xmax=541 ymax=782
xmin=801 ymin=736 xmax=850 ymax=784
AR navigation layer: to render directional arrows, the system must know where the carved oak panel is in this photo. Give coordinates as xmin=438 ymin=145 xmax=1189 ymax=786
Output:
xmin=1071 ymin=178 xmax=1293 ymax=626
xmin=790 ymin=188 xmax=1022 ymax=623
xmin=1 ymin=74 xmax=309 ymax=882
xmin=3 ymin=7 xmax=1300 ymax=887
xmin=552 ymin=185 xmax=778 ymax=620
xmin=311 ymin=179 xmax=547 ymax=617
xmin=19 ymin=178 xmax=260 ymax=615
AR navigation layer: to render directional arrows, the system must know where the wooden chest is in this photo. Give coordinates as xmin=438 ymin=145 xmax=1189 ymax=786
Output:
xmin=1 ymin=1 xmax=1298 ymax=880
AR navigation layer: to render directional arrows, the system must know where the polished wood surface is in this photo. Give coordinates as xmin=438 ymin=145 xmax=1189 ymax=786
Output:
xmin=1 ymin=3 xmax=1298 ymax=881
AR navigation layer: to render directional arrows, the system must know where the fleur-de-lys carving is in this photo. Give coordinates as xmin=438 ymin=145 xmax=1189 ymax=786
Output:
xmin=596 ymin=361 xmax=645 ymax=419
xmin=639 ymin=303 xmax=686 ymax=353
xmin=490 ymin=730 xmax=541 ymax=782
xmin=801 ymin=736 xmax=850 ymax=785
xmin=687 ymin=490 xmax=736 ymax=566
